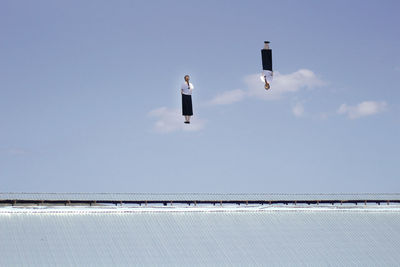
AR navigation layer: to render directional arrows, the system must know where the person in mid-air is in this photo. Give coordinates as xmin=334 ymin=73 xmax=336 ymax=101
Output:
xmin=261 ymin=41 xmax=273 ymax=90
xmin=181 ymin=75 xmax=194 ymax=124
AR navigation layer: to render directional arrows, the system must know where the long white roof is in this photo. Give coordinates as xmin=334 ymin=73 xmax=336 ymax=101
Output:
xmin=1 ymin=195 xmax=400 ymax=266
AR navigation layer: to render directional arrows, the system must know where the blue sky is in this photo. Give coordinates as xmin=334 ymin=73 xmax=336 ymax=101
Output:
xmin=1 ymin=0 xmax=399 ymax=193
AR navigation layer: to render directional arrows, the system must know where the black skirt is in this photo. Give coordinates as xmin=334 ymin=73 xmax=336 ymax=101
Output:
xmin=182 ymin=94 xmax=193 ymax=116
xmin=261 ymin=49 xmax=273 ymax=71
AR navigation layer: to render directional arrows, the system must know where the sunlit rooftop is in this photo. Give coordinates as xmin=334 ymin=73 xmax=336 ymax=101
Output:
xmin=1 ymin=193 xmax=400 ymax=266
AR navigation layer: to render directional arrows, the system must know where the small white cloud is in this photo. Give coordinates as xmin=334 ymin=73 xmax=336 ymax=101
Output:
xmin=148 ymin=107 xmax=206 ymax=133
xmin=246 ymin=69 xmax=325 ymax=100
xmin=337 ymin=101 xmax=387 ymax=119
xmin=208 ymin=89 xmax=246 ymax=105
xmin=292 ymin=102 xmax=305 ymax=117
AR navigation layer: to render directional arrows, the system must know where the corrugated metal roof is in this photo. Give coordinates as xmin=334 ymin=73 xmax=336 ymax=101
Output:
xmin=1 ymin=192 xmax=400 ymax=201
xmin=1 ymin=204 xmax=400 ymax=266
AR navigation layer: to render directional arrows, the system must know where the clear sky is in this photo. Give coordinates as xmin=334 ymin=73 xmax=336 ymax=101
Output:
xmin=1 ymin=0 xmax=399 ymax=193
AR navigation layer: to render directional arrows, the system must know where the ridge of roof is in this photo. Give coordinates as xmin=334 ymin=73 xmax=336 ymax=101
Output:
xmin=1 ymin=192 xmax=400 ymax=204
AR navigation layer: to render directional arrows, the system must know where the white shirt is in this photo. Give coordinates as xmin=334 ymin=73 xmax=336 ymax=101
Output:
xmin=181 ymin=82 xmax=194 ymax=95
xmin=262 ymin=70 xmax=273 ymax=83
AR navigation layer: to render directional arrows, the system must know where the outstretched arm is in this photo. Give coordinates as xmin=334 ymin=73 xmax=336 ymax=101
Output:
xmin=264 ymin=76 xmax=270 ymax=90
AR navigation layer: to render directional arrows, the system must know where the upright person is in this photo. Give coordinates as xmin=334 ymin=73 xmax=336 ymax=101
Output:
xmin=181 ymin=75 xmax=194 ymax=124
xmin=261 ymin=41 xmax=273 ymax=90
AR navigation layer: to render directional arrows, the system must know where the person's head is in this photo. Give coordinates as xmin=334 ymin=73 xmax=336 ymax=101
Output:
xmin=184 ymin=75 xmax=190 ymax=82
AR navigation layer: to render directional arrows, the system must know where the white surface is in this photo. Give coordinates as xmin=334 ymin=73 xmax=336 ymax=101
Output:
xmin=1 ymin=204 xmax=400 ymax=266
xmin=2 ymin=204 xmax=400 ymax=214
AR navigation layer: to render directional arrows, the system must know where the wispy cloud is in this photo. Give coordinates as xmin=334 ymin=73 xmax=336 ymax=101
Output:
xmin=292 ymin=102 xmax=305 ymax=117
xmin=337 ymin=101 xmax=387 ymax=119
xmin=148 ymin=107 xmax=206 ymax=133
xmin=206 ymin=69 xmax=324 ymax=106
xmin=207 ymin=89 xmax=246 ymax=106
xmin=246 ymin=69 xmax=325 ymax=100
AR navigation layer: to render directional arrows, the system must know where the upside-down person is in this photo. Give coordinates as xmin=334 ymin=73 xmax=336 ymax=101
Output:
xmin=261 ymin=41 xmax=273 ymax=90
